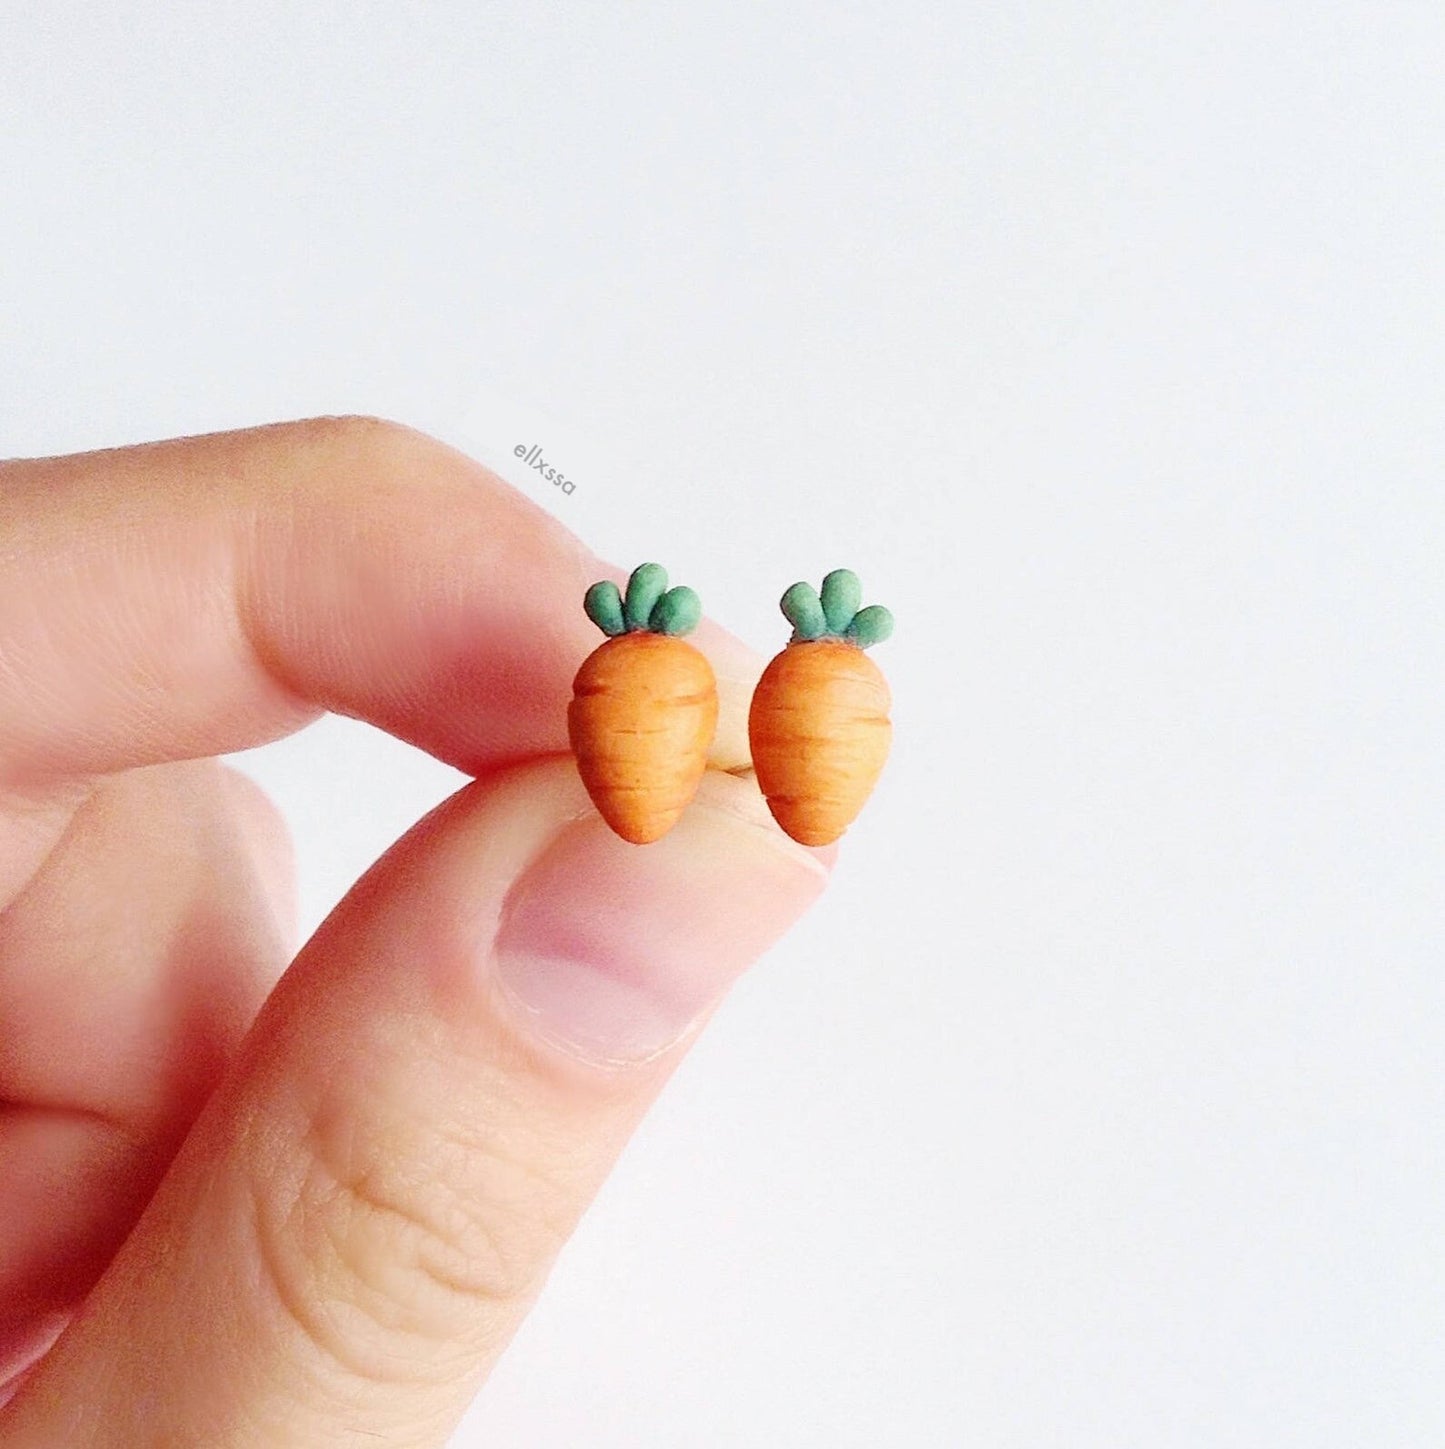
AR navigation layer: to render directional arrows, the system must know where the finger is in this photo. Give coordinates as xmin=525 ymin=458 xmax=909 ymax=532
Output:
xmin=0 ymin=761 xmax=294 ymax=1134
xmin=2 ymin=760 xmax=830 ymax=1447
xmin=0 ymin=417 xmax=759 ymax=789
xmin=0 ymin=761 xmax=295 ymax=1338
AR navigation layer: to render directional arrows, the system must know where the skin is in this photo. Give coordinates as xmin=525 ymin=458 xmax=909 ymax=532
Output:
xmin=0 ymin=418 xmax=833 ymax=1447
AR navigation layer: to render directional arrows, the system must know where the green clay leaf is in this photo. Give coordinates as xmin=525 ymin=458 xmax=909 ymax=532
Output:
xmin=820 ymin=568 xmax=863 ymax=634
xmin=649 ymin=585 xmax=702 ymax=636
xmin=623 ymin=562 xmax=669 ymax=631
xmin=780 ymin=581 xmax=827 ymax=641
xmin=846 ymin=603 xmax=894 ymax=649
xmin=583 ymin=579 xmax=626 ymax=636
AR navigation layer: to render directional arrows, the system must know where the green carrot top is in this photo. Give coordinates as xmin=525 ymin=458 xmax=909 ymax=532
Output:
xmin=781 ymin=568 xmax=893 ymax=648
xmin=584 ymin=562 xmax=702 ymax=638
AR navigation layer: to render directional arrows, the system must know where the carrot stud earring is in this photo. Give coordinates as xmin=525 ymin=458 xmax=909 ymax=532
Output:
xmin=748 ymin=568 xmax=893 ymax=846
xmin=569 ymin=563 xmax=719 ymax=844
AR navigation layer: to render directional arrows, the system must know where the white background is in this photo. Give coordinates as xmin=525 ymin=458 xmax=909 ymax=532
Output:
xmin=5 ymin=5 xmax=1445 ymax=1445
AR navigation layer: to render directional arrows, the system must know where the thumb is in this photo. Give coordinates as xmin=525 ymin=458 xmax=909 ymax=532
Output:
xmin=3 ymin=759 xmax=829 ymax=1448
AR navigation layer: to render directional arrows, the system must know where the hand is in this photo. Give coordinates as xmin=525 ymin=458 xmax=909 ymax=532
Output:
xmin=0 ymin=419 xmax=830 ymax=1446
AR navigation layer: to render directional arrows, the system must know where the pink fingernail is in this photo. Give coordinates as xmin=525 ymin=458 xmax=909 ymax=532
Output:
xmin=493 ymin=785 xmax=829 ymax=1065
xmin=0 ymin=1311 xmax=68 ymax=1408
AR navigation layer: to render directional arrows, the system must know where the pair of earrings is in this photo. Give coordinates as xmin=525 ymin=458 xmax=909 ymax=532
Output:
xmin=568 ymin=563 xmax=893 ymax=847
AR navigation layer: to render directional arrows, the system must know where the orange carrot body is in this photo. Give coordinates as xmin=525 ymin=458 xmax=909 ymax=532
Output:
xmin=569 ymin=632 xmax=718 ymax=844
xmin=748 ymin=638 xmax=892 ymax=846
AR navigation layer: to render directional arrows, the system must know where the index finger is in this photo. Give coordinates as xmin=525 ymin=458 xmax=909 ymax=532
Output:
xmin=0 ymin=417 xmax=760 ymax=787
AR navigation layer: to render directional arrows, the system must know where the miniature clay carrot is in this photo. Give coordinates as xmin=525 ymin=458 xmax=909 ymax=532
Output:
xmin=748 ymin=569 xmax=893 ymax=846
xmin=569 ymin=562 xmax=719 ymax=844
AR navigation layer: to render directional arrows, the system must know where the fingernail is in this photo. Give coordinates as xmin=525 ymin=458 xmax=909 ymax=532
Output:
xmin=493 ymin=775 xmax=831 ymax=1065
xmin=0 ymin=1311 xmax=67 ymax=1409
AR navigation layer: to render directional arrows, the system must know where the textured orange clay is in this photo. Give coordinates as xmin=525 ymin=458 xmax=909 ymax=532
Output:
xmin=749 ymin=638 xmax=892 ymax=846
xmin=568 ymin=632 xmax=719 ymax=844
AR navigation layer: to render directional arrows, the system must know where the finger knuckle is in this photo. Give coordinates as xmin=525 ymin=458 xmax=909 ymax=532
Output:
xmin=248 ymin=1078 xmax=572 ymax=1388
xmin=296 ymin=413 xmax=440 ymax=474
